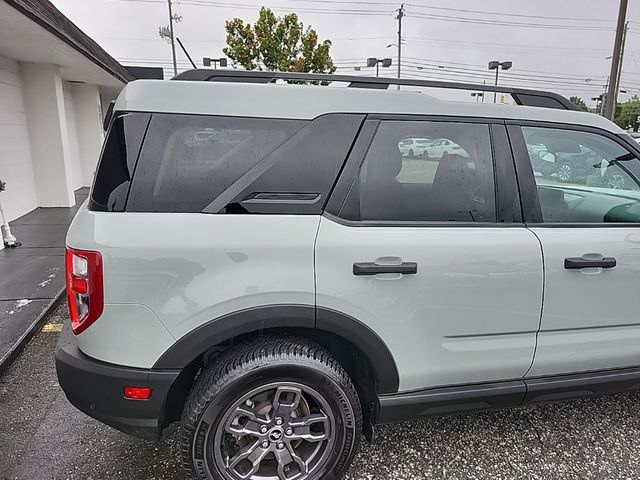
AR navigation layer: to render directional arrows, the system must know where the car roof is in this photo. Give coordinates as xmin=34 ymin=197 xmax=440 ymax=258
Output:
xmin=115 ymin=79 xmax=624 ymax=135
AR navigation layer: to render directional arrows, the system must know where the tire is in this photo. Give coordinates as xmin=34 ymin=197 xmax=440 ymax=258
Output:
xmin=181 ymin=336 xmax=362 ymax=480
xmin=408 ymin=149 xmax=414 ymax=158
xmin=604 ymin=170 xmax=627 ymax=190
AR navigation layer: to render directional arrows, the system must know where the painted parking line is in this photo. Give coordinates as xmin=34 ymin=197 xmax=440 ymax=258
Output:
xmin=41 ymin=323 xmax=63 ymax=333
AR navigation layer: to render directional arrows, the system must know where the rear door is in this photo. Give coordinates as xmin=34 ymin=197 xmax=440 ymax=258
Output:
xmin=509 ymin=123 xmax=640 ymax=378
xmin=316 ymin=117 xmax=543 ymax=393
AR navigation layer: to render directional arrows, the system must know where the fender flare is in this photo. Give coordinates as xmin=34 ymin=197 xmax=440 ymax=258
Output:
xmin=153 ymin=304 xmax=399 ymax=394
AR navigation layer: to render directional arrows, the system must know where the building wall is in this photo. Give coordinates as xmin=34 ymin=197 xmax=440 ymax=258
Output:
xmin=62 ymin=81 xmax=83 ymax=190
xmin=0 ymin=55 xmax=38 ymax=222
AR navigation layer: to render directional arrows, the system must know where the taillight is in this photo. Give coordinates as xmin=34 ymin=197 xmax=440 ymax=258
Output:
xmin=65 ymin=247 xmax=103 ymax=335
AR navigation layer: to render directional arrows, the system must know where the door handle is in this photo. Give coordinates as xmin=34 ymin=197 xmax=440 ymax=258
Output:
xmin=564 ymin=256 xmax=617 ymax=269
xmin=353 ymin=262 xmax=418 ymax=276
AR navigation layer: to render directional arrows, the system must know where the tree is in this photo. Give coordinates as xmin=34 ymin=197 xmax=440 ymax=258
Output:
xmin=569 ymin=96 xmax=589 ymax=112
xmin=614 ymin=96 xmax=640 ymax=130
xmin=223 ymin=8 xmax=336 ymax=74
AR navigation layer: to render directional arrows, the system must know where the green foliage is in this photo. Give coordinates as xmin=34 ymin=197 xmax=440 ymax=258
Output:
xmin=223 ymin=8 xmax=336 ymax=74
xmin=614 ymin=96 xmax=640 ymax=130
xmin=569 ymin=96 xmax=589 ymax=112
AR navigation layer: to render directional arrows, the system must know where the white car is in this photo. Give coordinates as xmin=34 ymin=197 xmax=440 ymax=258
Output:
xmin=398 ymin=137 xmax=431 ymax=157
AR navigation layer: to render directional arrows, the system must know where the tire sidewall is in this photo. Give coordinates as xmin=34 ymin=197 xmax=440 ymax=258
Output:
xmin=189 ymin=363 xmax=358 ymax=480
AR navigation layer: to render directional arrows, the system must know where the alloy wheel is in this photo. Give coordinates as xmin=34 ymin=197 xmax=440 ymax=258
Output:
xmin=558 ymin=163 xmax=571 ymax=182
xmin=212 ymin=382 xmax=335 ymax=480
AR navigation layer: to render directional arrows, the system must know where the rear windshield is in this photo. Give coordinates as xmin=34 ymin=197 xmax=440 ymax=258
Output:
xmin=126 ymin=114 xmax=307 ymax=213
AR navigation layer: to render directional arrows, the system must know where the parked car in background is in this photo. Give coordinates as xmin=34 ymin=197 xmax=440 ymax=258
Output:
xmin=424 ymin=138 xmax=467 ymax=159
xmin=398 ymin=137 xmax=431 ymax=157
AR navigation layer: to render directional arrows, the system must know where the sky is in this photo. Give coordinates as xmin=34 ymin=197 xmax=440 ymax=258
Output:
xmin=50 ymin=0 xmax=640 ymax=106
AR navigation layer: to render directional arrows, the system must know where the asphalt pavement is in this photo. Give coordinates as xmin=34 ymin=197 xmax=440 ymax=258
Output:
xmin=2 ymin=302 xmax=640 ymax=479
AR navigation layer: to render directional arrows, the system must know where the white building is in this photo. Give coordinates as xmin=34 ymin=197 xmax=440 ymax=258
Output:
xmin=0 ymin=0 xmax=133 ymax=237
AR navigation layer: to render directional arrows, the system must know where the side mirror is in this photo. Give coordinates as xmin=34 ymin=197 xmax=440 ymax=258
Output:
xmin=103 ymin=100 xmax=115 ymax=132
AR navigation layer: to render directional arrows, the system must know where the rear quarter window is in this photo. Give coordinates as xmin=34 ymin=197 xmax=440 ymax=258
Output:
xmin=126 ymin=114 xmax=307 ymax=213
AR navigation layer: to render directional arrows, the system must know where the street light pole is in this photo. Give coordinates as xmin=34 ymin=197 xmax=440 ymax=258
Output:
xmin=488 ymin=60 xmax=512 ymax=104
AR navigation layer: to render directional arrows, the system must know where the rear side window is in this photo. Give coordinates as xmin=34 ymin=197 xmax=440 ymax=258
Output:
xmin=126 ymin=115 xmax=307 ymax=212
xmin=340 ymin=121 xmax=496 ymax=222
xmin=89 ymin=113 xmax=150 ymax=211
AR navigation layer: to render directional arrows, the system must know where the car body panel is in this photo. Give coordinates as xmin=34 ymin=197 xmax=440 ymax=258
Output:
xmin=527 ymin=226 xmax=640 ymax=377
xmin=315 ymin=216 xmax=543 ymax=392
xmin=66 ymin=206 xmax=320 ymax=365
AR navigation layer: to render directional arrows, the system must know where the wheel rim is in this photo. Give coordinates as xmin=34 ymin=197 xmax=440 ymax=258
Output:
xmin=558 ymin=164 xmax=571 ymax=181
xmin=211 ymin=382 xmax=335 ymax=480
xmin=607 ymin=173 xmax=626 ymax=189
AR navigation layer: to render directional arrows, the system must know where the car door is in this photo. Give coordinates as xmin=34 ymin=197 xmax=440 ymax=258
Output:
xmin=509 ymin=123 xmax=640 ymax=378
xmin=316 ymin=118 xmax=543 ymax=393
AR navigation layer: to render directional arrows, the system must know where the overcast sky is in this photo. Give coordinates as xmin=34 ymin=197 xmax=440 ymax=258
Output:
xmin=51 ymin=0 xmax=640 ymax=105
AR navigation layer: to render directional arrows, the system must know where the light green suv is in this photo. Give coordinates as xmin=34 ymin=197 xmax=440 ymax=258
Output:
xmin=55 ymin=70 xmax=640 ymax=480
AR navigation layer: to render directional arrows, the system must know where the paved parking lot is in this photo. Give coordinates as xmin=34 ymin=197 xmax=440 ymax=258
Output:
xmin=2 ymin=302 xmax=640 ymax=480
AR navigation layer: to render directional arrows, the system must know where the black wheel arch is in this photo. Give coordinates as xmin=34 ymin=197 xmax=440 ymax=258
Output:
xmin=155 ymin=305 xmax=399 ymax=430
xmin=155 ymin=304 xmax=399 ymax=394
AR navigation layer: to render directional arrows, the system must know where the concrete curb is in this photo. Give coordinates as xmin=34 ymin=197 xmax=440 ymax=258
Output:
xmin=0 ymin=288 xmax=65 ymax=376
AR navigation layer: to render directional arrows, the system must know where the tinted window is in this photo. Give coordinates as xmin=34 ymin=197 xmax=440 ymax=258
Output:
xmin=522 ymin=126 xmax=640 ymax=223
xmin=127 ymin=114 xmax=306 ymax=212
xmin=341 ymin=121 xmax=496 ymax=222
xmin=215 ymin=114 xmax=364 ymax=214
xmin=89 ymin=113 xmax=150 ymax=211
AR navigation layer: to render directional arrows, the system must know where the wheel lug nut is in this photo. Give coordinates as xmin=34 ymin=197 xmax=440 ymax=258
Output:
xmin=277 ymin=442 xmax=284 ymax=450
xmin=275 ymin=418 xmax=283 ymax=426
xmin=245 ymin=399 xmax=254 ymax=408
xmin=286 ymin=428 xmax=293 ymax=436
xmin=260 ymin=425 xmax=268 ymax=434
xmin=261 ymin=440 xmax=269 ymax=448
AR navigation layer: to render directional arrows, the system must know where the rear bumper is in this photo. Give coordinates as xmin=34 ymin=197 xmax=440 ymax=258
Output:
xmin=55 ymin=326 xmax=181 ymax=441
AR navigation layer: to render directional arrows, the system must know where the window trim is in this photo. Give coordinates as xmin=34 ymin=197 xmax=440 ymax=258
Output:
xmin=325 ymin=115 xmax=519 ymax=227
xmin=506 ymin=119 xmax=640 ymax=228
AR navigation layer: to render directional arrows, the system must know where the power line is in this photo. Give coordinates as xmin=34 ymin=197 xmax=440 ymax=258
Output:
xmin=404 ymin=2 xmax=615 ymax=23
xmin=407 ymin=11 xmax=615 ymax=31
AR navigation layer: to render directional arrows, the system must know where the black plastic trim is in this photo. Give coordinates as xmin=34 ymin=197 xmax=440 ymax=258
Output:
xmin=173 ymin=70 xmax=578 ymax=111
xmin=376 ymin=365 xmax=640 ymax=424
xmin=506 ymin=124 xmax=544 ymax=223
xmin=353 ymin=262 xmax=417 ymax=275
xmin=377 ymin=380 xmax=525 ymax=424
xmin=323 ymin=212 xmax=527 ymax=228
xmin=154 ymin=305 xmax=314 ymax=368
xmin=524 ymin=366 xmax=640 ymax=404
xmin=55 ymin=338 xmax=179 ymax=441
xmin=316 ymin=307 xmax=399 ymax=393
xmin=152 ymin=304 xmax=400 ymax=394
xmin=491 ymin=124 xmax=523 ymax=223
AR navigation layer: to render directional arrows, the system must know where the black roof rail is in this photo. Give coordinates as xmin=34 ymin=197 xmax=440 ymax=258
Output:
xmin=172 ymin=69 xmax=580 ymax=111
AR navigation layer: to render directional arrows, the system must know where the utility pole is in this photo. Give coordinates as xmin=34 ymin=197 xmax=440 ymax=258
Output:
xmin=396 ymin=4 xmax=404 ymax=89
xmin=168 ymin=0 xmax=178 ymax=77
xmin=604 ymin=0 xmax=628 ymax=120
xmin=614 ymin=22 xmax=629 ymax=104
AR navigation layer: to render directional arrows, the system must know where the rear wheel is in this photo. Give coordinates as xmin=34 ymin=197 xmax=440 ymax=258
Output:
xmin=181 ymin=337 xmax=362 ymax=480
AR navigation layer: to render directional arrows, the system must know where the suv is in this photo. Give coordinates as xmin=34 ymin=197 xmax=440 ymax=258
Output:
xmin=55 ymin=71 xmax=640 ymax=480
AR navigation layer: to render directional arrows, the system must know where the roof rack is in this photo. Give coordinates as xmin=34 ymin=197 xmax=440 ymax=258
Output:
xmin=173 ymin=69 xmax=579 ymax=111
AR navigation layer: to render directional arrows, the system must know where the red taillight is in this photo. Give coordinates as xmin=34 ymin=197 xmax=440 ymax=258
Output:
xmin=124 ymin=386 xmax=153 ymax=400
xmin=65 ymin=247 xmax=103 ymax=335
